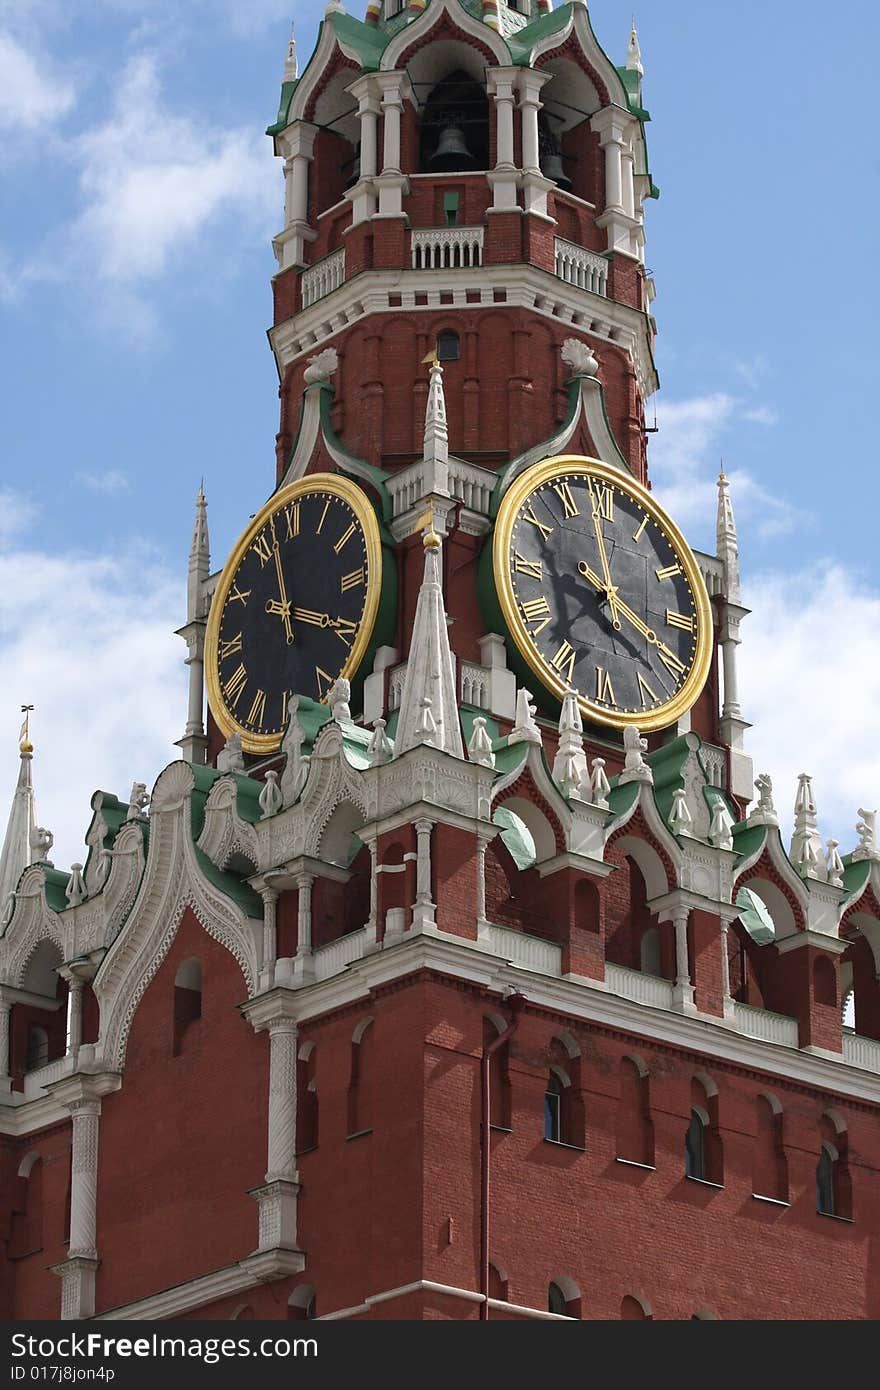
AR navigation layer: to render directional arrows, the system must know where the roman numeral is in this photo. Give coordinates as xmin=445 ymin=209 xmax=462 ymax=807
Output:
xmin=596 ymin=668 xmax=617 ymax=706
xmin=247 ymin=689 xmax=267 ymax=729
xmin=633 ymin=515 xmax=649 ymax=543
xmin=251 ymin=532 xmax=272 ymax=567
xmin=219 ymin=633 xmax=242 ymax=661
xmin=284 ymin=502 xmax=300 ymax=540
xmin=521 ymin=596 xmax=552 ymax=637
xmin=281 ymin=691 xmax=289 ymax=730
xmin=222 ymin=662 xmax=247 ymax=710
xmin=658 ymin=648 xmax=687 ymax=680
xmin=656 ymin=564 xmax=682 ymax=582
xmin=550 ymin=641 xmax=577 ymax=684
xmin=513 ymin=551 xmax=543 ymax=581
xmin=554 ymin=481 xmax=580 ymax=519
xmin=334 ymin=522 xmax=357 ymax=555
xmin=638 ymin=673 xmax=661 ymax=709
xmin=316 ymin=500 xmax=331 ymax=535
xmin=340 ymin=567 xmax=365 ymax=593
xmin=229 ymin=585 xmax=250 ymax=607
xmin=334 ymin=619 xmax=357 ymax=648
xmin=666 ymin=610 xmax=696 ymax=634
xmin=522 ymin=506 xmax=554 ymax=542
xmin=315 ymin=667 xmax=334 ymax=700
xmin=591 ymin=483 xmax=614 ymax=522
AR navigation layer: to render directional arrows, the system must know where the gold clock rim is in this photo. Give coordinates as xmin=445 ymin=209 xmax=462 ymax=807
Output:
xmin=493 ymin=455 xmax=714 ymax=733
xmin=205 ymin=473 xmax=383 ymax=756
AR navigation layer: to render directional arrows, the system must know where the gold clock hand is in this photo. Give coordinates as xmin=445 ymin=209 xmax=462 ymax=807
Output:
xmin=270 ymin=530 xmax=294 ymax=645
xmin=577 ymin=562 xmax=687 ymax=677
xmin=588 ymin=480 xmax=621 ymax=631
xmin=291 ymin=607 xmax=331 ymax=628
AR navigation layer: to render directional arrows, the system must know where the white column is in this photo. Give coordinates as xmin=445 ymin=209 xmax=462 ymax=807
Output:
xmin=68 ymin=1099 xmax=101 ymax=1259
xmin=346 ymin=76 xmax=381 ymax=225
xmin=476 ymin=835 xmax=491 ymax=940
xmin=381 ymin=83 xmax=403 ymax=173
xmin=374 ymin=74 xmax=411 ymax=219
xmin=261 ymin=887 xmax=278 ymax=984
xmin=671 ymin=908 xmax=696 ymax=1013
xmin=266 ymin=1021 xmax=299 ymax=1184
xmin=517 ymin=69 xmax=553 ymax=217
xmin=67 ymin=980 xmax=84 ymax=1058
xmin=720 ymin=919 xmax=735 ymax=1020
xmin=591 ymin=108 xmax=639 ymax=257
xmin=273 ymin=122 xmax=318 ymax=271
xmin=486 ymin=69 xmax=521 ymax=213
xmin=0 ymin=1000 xmax=10 ymax=1085
xmin=297 ymin=874 xmax=314 ymax=954
xmin=622 ymin=144 xmax=636 ymax=219
xmin=411 ymin=819 xmax=436 ymax=933
xmin=367 ymin=837 xmax=379 ymax=941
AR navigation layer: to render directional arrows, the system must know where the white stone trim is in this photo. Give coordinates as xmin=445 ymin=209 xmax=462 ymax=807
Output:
xmin=320 ymin=1278 xmax=573 ymax=1321
xmin=269 ymin=262 xmax=658 ymax=408
xmin=98 ymin=1248 xmax=305 ymax=1321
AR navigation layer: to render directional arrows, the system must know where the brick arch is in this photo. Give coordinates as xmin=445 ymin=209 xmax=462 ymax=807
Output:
xmin=496 ymin=769 xmax=566 ymax=856
xmin=606 ymin=805 xmax=676 ymax=890
xmin=396 ymin=19 xmax=501 ymax=77
xmin=304 ymin=52 xmax=359 ymax=123
xmin=535 ymin=37 xmax=612 ymax=108
xmin=736 ymin=850 xmax=806 ymax=935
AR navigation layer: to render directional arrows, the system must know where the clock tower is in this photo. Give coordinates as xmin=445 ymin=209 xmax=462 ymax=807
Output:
xmin=3 ymin=1 xmax=880 ymax=1326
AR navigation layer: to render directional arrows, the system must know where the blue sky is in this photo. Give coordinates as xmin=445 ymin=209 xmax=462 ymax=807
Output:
xmin=1 ymin=0 xmax=879 ymax=864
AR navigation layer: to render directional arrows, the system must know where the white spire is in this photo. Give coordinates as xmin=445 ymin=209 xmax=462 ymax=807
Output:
xmin=627 ymin=21 xmax=644 ymax=77
xmin=394 ymin=528 xmax=463 ymax=760
xmin=553 ymin=688 xmax=587 ymax=797
xmin=423 ymin=356 xmax=449 ymax=495
xmin=791 ymin=773 xmax=825 ymax=879
xmin=716 ymin=469 xmax=740 ymax=604
xmin=187 ymin=484 xmax=210 ymax=623
xmin=283 ymin=22 xmax=298 ymax=81
xmin=0 ymin=710 xmax=37 ymax=915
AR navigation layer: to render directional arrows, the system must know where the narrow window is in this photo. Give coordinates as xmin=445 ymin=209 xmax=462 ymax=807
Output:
xmin=443 ymin=191 xmax=460 ymax=227
xmin=544 ymin=1073 xmax=562 ymax=1143
xmin=288 ymin=1285 xmax=317 ymax=1320
xmin=173 ymin=959 xmax=202 ymax=1056
xmin=548 ymin=1282 xmax=567 ymax=1316
xmin=297 ymin=1043 xmax=319 ymax=1153
xmin=617 ymin=1057 xmax=654 ymax=1167
xmin=685 ymin=1108 xmax=706 ymax=1181
xmin=816 ymin=1144 xmax=837 ymax=1216
xmin=437 ymin=329 xmax=460 ymax=362
xmin=348 ymin=1018 xmax=374 ymax=1136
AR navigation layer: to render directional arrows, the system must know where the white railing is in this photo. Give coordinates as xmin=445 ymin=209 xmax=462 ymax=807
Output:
xmin=606 ymin=964 xmax=674 ymax=1010
xmin=300 ymin=249 xmax=345 ymax=309
xmin=700 ymin=744 xmax=727 ymax=791
xmin=843 ymin=1031 xmax=880 ymax=1073
xmin=314 ymin=927 xmax=368 ymax=982
xmin=412 ymin=227 xmax=484 ymax=271
xmin=733 ymin=1002 xmax=799 ymax=1048
xmin=22 ymin=1053 xmax=75 ymax=1099
xmin=554 ymin=238 xmax=608 ymax=296
xmin=386 ymin=457 xmax=496 ymax=520
xmin=694 ymin=549 xmax=725 ymax=599
xmin=388 ymin=663 xmax=408 ymax=711
xmin=488 ymin=925 xmax=562 ymax=977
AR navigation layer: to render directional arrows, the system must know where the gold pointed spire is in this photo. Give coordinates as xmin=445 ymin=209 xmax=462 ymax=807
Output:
xmin=19 ymin=704 xmax=34 ymax=756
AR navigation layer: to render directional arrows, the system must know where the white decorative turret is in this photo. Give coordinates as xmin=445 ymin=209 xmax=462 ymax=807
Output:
xmin=716 ymin=470 xmax=741 ymax=606
xmin=0 ymin=708 xmax=37 ymax=917
xmin=627 ymin=23 xmax=644 ymax=79
xmin=826 ymin=840 xmax=845 ymax=888
xmin=176 ymin=486 xmax=211 ymax=765
xmin=65 ymin=864 xmax=87 ymax=908
xmin=259 ymin=770 xmax=284 ymax=820
xmin=584 ymin=758 xmax=611 ymax=810
xmin=283 ymin=22 xmax=298 ymax=82
xmin=394 ymin=528 xmax=464 ymax=759
xmin=553 ymin=688 xmax=588 ymax=798
xmin=468 ymin=718 xmax=496 ymax=771
xmin=709 ymin=801 xmax=734 ymax=852
xmin=669 ymin=788 xmax=694 ymax=838
xmin=716 ymin=471 xmax=752 ymax=788
xmin=791 ymin=774 xmax=826 ymax=879
xmin=367 ymin=718 xmax=393 ymax=767
xmin=423 ymin=356 xmax=450 ymax=497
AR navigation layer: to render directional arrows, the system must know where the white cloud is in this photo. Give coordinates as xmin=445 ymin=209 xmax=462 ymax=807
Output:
xmin=0 ymin=539 xmax=186 ymax=870
xmin=740 ymin=562 xmax=880 ymax=848
xmin=68 ymin=53 xmax=276 ymax=287
xmin=76 ymin=469 xmax=130 ymax=494
xmin=743 ymin=405 xmax=779 ymax=427
xmin=649 ymin=392 xmax=803 ymax=543
xmin=0 ymin=29 xmax=76 ymax=133
xmin=0 ymin=488 xmax=38 ymax=544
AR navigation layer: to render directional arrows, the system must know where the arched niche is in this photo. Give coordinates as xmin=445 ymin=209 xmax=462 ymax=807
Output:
xmin=737 ymin=877 xmax=799 ymax=941
xmin=613 ymin=835 xmax=669 ymax=902
xmin=22 ymin=939 xmax=63 ymax=998
xmin=418 ymin=68 xmax=489 ymax=174
xmin=496 ymin=796 xmax=556 ymax=866
xmin=318 ymin=800 xmax=366 ymax=868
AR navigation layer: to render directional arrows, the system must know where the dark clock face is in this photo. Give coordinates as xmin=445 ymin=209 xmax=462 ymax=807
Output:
xmin=493 ymin=458 xmax=712 ymax=730
xmin=206 ymin=476 xmax=382 ymax=754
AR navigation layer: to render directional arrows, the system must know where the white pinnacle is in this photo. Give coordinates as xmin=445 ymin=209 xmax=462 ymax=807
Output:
xmin=394 ymin=531 xmax=463 ymax=759
xmin=553 ymin=688 xmax=587 ymax=796
xmin=284 ymin=22 xmax=298 ymax=81
xmin=0 ymin=715 xmax=36 ymax=915
xmin=187 ymin=485 xmax=211 ymax=623
xmin=627 ymin=22 xmax=644 ymax=77
xmin=669 ymin=788 xmax=693 ymax=837
xmin=716 ymin=470 xmax=741 ymax=605
xmin=423 ymin=358 xmax=449 ymax=495
xmin=791 ymin=773 xmax=825 ymax=879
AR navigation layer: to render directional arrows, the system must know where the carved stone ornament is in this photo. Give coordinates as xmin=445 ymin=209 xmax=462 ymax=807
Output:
xmin=303 ymin=346 xmax=339 ymax=386
xmin=854 ymin=808 xmax=880 ymax=863
xmin=126 ymin=782 xmax=150 ymax=821
xmin=561 ymin=338 xmax=599 ymax=379
xmin=29 ymin=826 xmax=54 ymax=863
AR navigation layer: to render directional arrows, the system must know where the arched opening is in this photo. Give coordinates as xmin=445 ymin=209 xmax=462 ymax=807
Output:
xmin=817 ymin=1111 xmax=852 ymax=1219
xmin=297 ymin=1041 xmax=319 ymax=1154
xmin=544 ymin=1071 xmax=563 ymax=1144
xmin=752 ymin=1094 xmax=788 ymax=1204
xmin=616 ymin=1056 xmax=654 ymax=1167
xmin=437 ymin=328 xmax=460 ymax=362
xmin=173 ymin=958 xmax=202 ymax=1056
xmin=537 ymin=59 xmax=602 ymax=205
xmin=288 ymin=1285 xmax=317 ymax=1320
xmin=621 ymin=1293 xmax=652 ymax=1320
xmin=816 ymin=1143 xmax=837 ymax=1217
xmin=685 ymin=1107 xmax=707 ymax=1181
xmin=548 ymin=1277 xmax=581 ymax=1318
xmin=488 ymin=1260 xmax=509 ymax=1303
xmin=11 ymin=940 xmax=67 ymax=1084
xmin=419 ymin=71 xmax=489 ymax=174
xmin=686 ymin=1076 xmax=723 ymax=1185
xmin=348 ymin=1017 xmax=375 ymax=1137
xmin=25 ymin=1025 xmax=49 ymax=1072
xmin=639 ymin=927 xmax=662 ymax=978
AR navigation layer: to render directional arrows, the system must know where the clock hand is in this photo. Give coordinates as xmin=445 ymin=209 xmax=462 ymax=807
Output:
xmin=291 ymin=607 xmax=331 ymax=628
xmin=578 ymin=565 xmax=687 ymax=676
xmin=269 ymin=530 xmax=294 ymax=645
xmin=588 ymin=480 xmax=622 ymax=631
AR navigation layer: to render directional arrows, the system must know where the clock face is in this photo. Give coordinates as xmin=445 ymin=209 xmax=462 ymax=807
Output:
xmin=493 ymin=457 xmax=713 ymax=731
xmin=205 ymin=474 xmax=383 ymax=754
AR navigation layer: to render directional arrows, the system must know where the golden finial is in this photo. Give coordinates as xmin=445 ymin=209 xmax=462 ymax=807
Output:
xmin=421 ymin=347 xmax=440 ymax=368
xmin=19 ymin=704 xmax=34 ymax=755
xmin=414 ymin=507 xmax=441 ymax=550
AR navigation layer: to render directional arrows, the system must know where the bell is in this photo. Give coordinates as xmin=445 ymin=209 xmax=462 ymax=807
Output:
xmin=430 ymin=122 xmax=475 ymax=171
xmin=541 ymin=151 xmax=571 ymax=189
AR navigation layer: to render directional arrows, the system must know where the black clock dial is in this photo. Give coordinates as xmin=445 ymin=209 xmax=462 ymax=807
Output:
xmin=494 ymin=459 xmax=712 ymax=730
xmin=207 ymin=477 xmax=382 ymax=753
